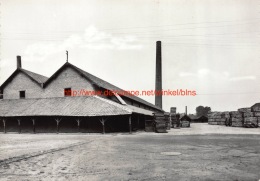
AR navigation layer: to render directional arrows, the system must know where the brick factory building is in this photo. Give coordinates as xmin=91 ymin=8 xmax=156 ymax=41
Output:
xmin=0 ymin=56 xmax=164 ymax=133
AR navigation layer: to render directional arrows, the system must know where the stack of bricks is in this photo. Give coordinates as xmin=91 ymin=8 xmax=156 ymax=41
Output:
xmin=208 ymin=105 xmax=260 ymax=128
xmin=171 ymin=114 xmax=177 ymax=128
xmin=208 ymin=111 xmax=243 ymax=127
xmin=238 ymin=107 xmax=259 ymax=127
xmin=164 ymin=112 xmax=171 ymax=130
xmin=230 ymin=111 xmax=243 ymax=127
xmin=170 ymin=107 xmax=177 ymax=128
xmin=153 ymin=113 xmax=167 ymax=133
xmin=208 ymin=112 xmax=229 ymax=125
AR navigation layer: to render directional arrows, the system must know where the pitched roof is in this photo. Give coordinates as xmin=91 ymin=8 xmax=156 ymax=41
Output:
xmin=188 ymin=114 xmax=198 ymax=119
xmin=251 ymin=103 xmax=260 ymax=108
xmin=180 ymin=114 xmax=191 ymax=121
xmin=21 ymin=69 xmax=48 ymax=83
xmin=44 ymin=62 xmax=163 ymax=112
xmin=0 ymin=68 xmax=48 ymax=89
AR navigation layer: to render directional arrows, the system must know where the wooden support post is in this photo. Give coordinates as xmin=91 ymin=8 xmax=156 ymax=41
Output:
xmin=76 ymin=119 xmax=81 ymax=133
xmin=55 ymin=118 xmax=62 ymax=134
xmin=137 ymin=115 xmax=140 ymax=130
xmin=129 ymin=115 xmax=132 ymax=134
xmin=17 ymin=119 xmax=21 ymax=134
xmin=99 ymin=118 xmax=106 ymax=134
xmin=32 ymin=119 xmax=35 ymax=133
xmin=3 ymin=119 xmax=6 ymax=134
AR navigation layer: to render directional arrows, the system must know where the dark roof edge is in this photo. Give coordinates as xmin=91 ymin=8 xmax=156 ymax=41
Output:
xmin=43 ymin=62 xmax=95 ymax=88
xmin=0 ymin=68 xmax=45 ymax=90
xmin=43 ymin=62 xmax=163 ymax=111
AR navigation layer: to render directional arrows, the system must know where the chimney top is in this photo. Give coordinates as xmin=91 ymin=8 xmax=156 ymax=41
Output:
xmin=17 ymin=56 xmax=22 ymax=69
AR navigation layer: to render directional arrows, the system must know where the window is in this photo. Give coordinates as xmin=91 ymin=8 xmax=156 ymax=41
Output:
xmin=64 ymin=88 xmax=71 ymax=96
xmin=20 ymin=91 xmax=25 ymax=99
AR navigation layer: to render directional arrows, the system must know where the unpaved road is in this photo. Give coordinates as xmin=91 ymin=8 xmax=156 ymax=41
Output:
xmin=0 ymin=124 xmax=259 ymax=181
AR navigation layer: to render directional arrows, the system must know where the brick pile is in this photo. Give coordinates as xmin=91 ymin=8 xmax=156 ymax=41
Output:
xmin=208 ymin=105 xmax=260 ymax=128
xmin=153 ymin=113 xmax=167 ymax=133
xmin=164 ymin=113 xmax=171 ymax=130
xmin=208 ymin=112 xmax=230 ymax=125
xmin=239 ymin=107 xmax=259 ymax=127
xmin=230 ymin=111 xmax=243 ymax=127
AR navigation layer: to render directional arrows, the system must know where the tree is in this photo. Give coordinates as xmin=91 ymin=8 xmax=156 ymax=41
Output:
xmin=196 ymin=106 xmax=211 ymax=117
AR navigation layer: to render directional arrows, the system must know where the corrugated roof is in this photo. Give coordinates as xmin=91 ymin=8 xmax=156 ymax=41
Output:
xmin=0 ymin=96 xmax=154 ymax=117
xmin=126 ymin=105 xmax=154 ymax=116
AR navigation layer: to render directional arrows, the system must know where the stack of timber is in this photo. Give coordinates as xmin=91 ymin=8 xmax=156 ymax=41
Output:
xmin=208 ymin=112 xmax=229 ymax=125
xmin=153 ymin=113 xmax=167 ymax=133
xmin=238 ymin=107 xmax=259 ymax=128
xmin=145 ymin=120 xmax=154 ymax=132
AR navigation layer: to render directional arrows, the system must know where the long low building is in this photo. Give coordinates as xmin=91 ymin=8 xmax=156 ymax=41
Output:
xmin=0 ymin=56 xmax=164 ymax=133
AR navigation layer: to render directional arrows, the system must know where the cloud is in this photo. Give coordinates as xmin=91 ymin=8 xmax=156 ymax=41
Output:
xmin=179 ymin=72 xmax=196 ymax=77
xmin=180 ymin=69 xmax=212 ymax=78
xmin=24 ymin=35 xmax=83 ymax=62
xmin=179 ymin=69 xmax=229 ymax=80
xmin=179 ymin=69 xmax=256 ymax=82
xmin=198 ymin=69 xmax=210 ymax=76
xmin=82 ymin=26 xmax=142 ymax=50
xmin=179 ymin=69 xmax=213 ymax=78
xmin=229 ymin=76 xmax=256 ymax=81
xmin=23 ymin=25 xmax=143 ymax=62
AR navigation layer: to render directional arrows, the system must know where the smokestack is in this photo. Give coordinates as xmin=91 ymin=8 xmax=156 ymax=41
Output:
xmin=155 ymin=41 xmax=162 ymax=109
xmin=185 ymin=106 xmax=187 ymax=115
xmin=17 ymin=56 xmax=22 ymax=69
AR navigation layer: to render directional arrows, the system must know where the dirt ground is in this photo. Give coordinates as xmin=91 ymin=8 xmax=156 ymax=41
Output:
xmin=0 ymin=123 xmax=259 ymax=181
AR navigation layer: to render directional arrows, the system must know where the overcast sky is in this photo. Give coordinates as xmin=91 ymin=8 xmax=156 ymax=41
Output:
xmin=1 ymin=0 xmax=260 ymax=113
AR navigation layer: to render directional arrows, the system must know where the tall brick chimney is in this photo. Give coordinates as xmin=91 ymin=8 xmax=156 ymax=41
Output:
xmin=155 ymin=41 xmax=162 ymax=109
xmin=17 ymin=56 xmax=22 ymax=69
xmin=185 ymin=106 xmax=187 ymax=115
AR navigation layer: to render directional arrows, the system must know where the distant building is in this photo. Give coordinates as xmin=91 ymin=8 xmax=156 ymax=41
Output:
xmin=180 ymin=114 xmax=191 ymax=127
xmin=189 ymin=115 xmax=208 ymax=123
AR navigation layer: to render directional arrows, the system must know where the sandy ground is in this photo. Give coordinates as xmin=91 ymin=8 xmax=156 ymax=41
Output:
xmin=0 ymin=123 xmax=259 ymax=181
